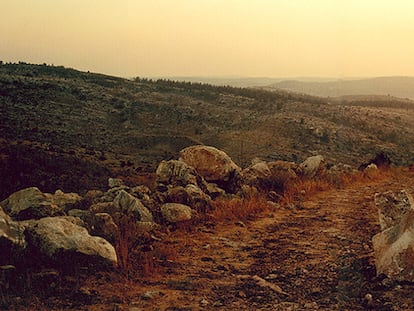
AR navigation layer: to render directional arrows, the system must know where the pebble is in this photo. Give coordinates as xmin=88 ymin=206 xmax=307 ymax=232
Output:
xmin=364 ymin=293 xmax=373 ymax=307
xmin=199 ymin=298 xmax=209 ymax=306
xmin=235 ymin=221 xmax=246 ymax=227
xmin=141 ymin=290 xmax=163 ymax=300
xmin=265 ymin=273 xmax=278 ymax=280
xmin=304 ymin=302 xmax=318 ymax=309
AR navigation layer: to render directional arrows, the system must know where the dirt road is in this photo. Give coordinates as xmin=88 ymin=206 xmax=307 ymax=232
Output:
xmin=120 ymin=170 xmax=414 ymax=311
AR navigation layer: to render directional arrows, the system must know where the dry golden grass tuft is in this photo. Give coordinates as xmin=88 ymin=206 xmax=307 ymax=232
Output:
xmin=115 ymin=215 xmax=139 ymax=274
xmin=210 ymin=193 xmax=270 ymax=222
xmin=281 ymin=166 xmax=395 ymax=205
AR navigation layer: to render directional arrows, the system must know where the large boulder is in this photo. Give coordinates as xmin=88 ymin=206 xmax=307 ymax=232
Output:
xmin=113 ymin=190 xmax=153 ymax=223
xmin=0 ymin=207 xmax=26 ymax=265
xmin=375 ymin=190 xmax=414 ymax=231
xmin=299 ymin=155 xmax=326 ymax=179
xmin=179 ymin=145 xmax=241 ymax=193
xmin=24 ymin=216 xmax=117 ymax=270
xmin=0 ymin=187 xmax=64 ymax=221
xmin=372 ymin=209 xmax=414 ymax=282
xmin=161 ymin=203 xmax=193 ymax=223
xmin=372 ymin=190 xmax=414 ymax=281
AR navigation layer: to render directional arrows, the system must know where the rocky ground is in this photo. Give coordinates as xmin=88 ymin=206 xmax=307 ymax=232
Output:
xmin=4 ymin=168 xmax=413 ymax=311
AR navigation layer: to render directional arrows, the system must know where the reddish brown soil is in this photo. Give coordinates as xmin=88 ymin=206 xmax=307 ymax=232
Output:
xmin=8 ymin=170 xmax=414 ymax=311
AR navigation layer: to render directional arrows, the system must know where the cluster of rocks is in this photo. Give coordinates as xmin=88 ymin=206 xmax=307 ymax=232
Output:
xmin=372 ymin=190 xmax=414 ymax=282
xmin=0 ymin=145 xmax=349 ymax=275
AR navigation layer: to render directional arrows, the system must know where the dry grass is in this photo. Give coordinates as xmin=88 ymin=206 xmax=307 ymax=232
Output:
xmin=115 ymin=216 xmax=139 ymax=274
xmin=210 ymin=193 xmax=271 ymax=222
xmin=116 ymin=215 xmax=179 ymax=278
xmin=281 ymin=167 xmax=395 ymax=205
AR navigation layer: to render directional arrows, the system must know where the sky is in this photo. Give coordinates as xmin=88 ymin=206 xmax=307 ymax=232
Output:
xmin=2 ymin=0 xmax=414 ymax=78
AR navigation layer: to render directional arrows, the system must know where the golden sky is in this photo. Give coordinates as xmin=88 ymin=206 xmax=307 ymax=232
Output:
xmin=2 ymin=0 xmax=414 ymax=78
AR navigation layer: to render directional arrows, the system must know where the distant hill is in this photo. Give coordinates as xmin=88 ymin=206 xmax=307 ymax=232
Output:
xmin=155 ymin=77 xmax=336 ymax=88
xmin=266 ymin=77 xmax=414 ymax=100
xmin=152 ymin=77 xmax=284 ymax=88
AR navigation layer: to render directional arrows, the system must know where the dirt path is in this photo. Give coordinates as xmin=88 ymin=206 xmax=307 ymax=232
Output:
xmin=25 ymin=171 xmax=413 ymax=311
xmin=132 ymin=171 xmax=414 ymax=311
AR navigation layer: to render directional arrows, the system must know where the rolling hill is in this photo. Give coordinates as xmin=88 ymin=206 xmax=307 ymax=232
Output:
xmin=266 ymin=76 xmax=414 ymax=100
xmin=1 ymin=63 xmax=414 ymax=198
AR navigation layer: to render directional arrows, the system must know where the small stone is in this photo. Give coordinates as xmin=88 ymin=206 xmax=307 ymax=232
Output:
xmin=199 ymin=298 xmax=209 ymax=306
xmin=304 ymin=302 xmax=318 ymax=309
xmin=108 ymin=178 xmax=124 ymax=188
xmin=265 ymin=274 xmax=278 ymax=280
xmin=141 ymin=291 xmax=163 ymax=300
xmin=311 ymin=287 xmax=322 ymax=294
xmin=364 ymin=293 xmax=373 ymax=306
xmin=161 ymin=203 xmax=192 ymax=223
xmin=235 ymin=221 xmax=246 ymax=227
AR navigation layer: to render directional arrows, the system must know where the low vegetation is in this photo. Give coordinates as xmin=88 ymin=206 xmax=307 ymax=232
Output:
xmin=1 ymin=63 xmax=414 ymax=201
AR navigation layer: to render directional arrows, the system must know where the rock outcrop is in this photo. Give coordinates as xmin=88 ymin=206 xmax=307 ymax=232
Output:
xmin=375 ymin=190 xmax=413 ymax=231
xmin=113 ymin=190 xmax=154 ymax=223
xmin=179 ymin=145 xmax=241 ymax=193
xmin=0 ymin=207 xmax=26 ymax=265
xmin=47 ymin=189 xmax=83 ymax=212
xmin=24 ymin=216 xmax=117 ymax=270
xmin=91 ymin=213 xmax=118 ymax=245
xmin=166 ymin=184 xmax=211 ymax=212
xmin=161 ymin=203 xmax=193 ymax=223
xmin=0 ymin=187 xmax=64 ymax=221
xmin=156 ymin=159 xmax=207 ymax=191
xmin=372 ymin=190 xmax=414 ymax=281
xmin=299 ymin=155 xmax=326 ymax=179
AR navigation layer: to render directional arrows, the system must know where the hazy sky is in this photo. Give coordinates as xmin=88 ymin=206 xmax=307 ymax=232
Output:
xmin=2 ymin=0 xmax=414 ymax=78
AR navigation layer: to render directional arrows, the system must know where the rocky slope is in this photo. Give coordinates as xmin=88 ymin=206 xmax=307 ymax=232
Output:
xmin=1 ymin=63 xmax=414 ymax=200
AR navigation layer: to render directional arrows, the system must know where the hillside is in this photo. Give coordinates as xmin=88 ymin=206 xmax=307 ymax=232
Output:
xmin=1 ymin=63 xmax=414 ymax=198
xmin=266 ymin=76 xmax=414 ymax=100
